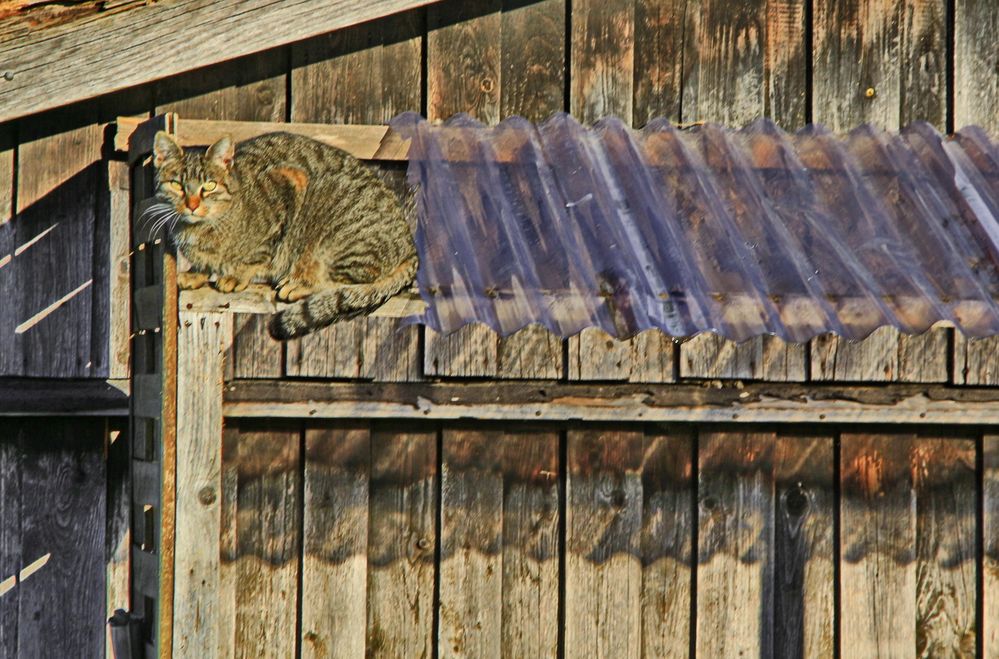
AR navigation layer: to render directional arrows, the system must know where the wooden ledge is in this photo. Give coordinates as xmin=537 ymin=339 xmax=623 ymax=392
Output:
xmin=223 ymin=380 xmax=999 ymax=425
xmin=180 ymin=284 xmax=426 ymax=318
xmin=0 ymin=378 xmax=129 ymax=415
xmin=117 ymin=115 xmax=409 ymax=164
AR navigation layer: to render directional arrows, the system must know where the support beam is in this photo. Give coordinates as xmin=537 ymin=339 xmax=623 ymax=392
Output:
xmin=0 ymin=0 xmax=439 ymax=123
xmin=223 ymin=381 xmax=999 ymax=425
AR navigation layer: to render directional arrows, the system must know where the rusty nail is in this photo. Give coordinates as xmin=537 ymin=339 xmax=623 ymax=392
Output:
xmin=865 ymin=87 xmax=876 ymax=99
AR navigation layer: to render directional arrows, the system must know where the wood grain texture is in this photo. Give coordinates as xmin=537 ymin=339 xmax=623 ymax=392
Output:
xmin=985 ymin=434 xmax=999 ymax=658
xmin=17 ymin=419 xmax=106 ymax=659
xmin=774 ymin=434 xmax=835 ymax=658
xmin=913 ymin=436 xmax=976 ymax=657
xmin=0 ymin=425 xmax=20 ymax=659
xmin=219 ymin=423 xmax=301 ymax=658
xmin=172 ymin=311 xmax=230 ymax=657
xmin=500 ymin=430 xmax=560 ymax=657
xmin=633 ymin=0 xmax=687 ymax=126
xmin=367 ymin=425 xmax=437 ymax=657
xmin=565 ymin=428 xmax=643 ymax=659
xmin=3 ymin=104 xmax=102 ymax=377
xmin=682 ymin=0 xmax=806 ymax=128
xmin=955 ymin=0 xmax=999 ymax=132
xmin=696 ymin=431 xmax=776 ymax=657
xmin=953 ymin=333 xmax=999 ymax=385
xmin=439 ymin=428 xmax=504 ymax=658
xmin=500 ymin=0 xmax=566 ymax=123
xmin=0 ymin=0 xmax=438 ymax=123
xmin=681 ymin=333 xmax=806 ymax=381
xmin=571 ymin=0 xmax=635 ymax=124
xmin=813 ymin=328 xmax=950 ymax=382
xmin=639 ymin=429 xmax=693 ymax=658
xmin=568 ymin=328 xmax=677 ymax=382
xmin=300 ymin=423 xmax=370 ymax=659
xmin=429 ymin=0 xmax=503 ymax=124
xmin=290 ymin=8 xmax=423 ymax=383
xmin=107 ymin=160 xmax=131 ymax=379
xmin=231 ymin=313 xmax=283 ymax=379
xmin=105 ymin=421 xmax=131 ymax=659
xmin=0 ymin=125 xmax=12 ymax=223
xmin=840 ymin=433 xmax=917 ymax=657
xmin=813 ymin=0 xmax=945 ymax=130
xmin=424 ymin=325 xmax=498 ymax=377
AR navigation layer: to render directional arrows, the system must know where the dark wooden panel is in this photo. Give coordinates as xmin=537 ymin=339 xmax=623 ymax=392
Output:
xmin=231 ymin=313 xmax=283 ymax=379
xmin=696 ymin=430 xmax=776 ymax=656
xmin=300 ymin=423 xmax=371 ymax=659
xmin=3 ymin=104 xmax=103 ymax=377
xmin=17 ymin=419 xmax=106 ymax=658
xmin=633 ymin=0 xmax=687 ymax=126
xmin=367 ymin=425 xmax=437 ymax=656
xmin=0 ymin=425 xmax=20 ymax=659
xmin=985 ymin=434 xmax=999 ymax=657
xmin=571 ymin=0 xmax=634 ymax=124
xmin=0 ymin=378 xmax=128 ymax=415
xmin=500 ymin=0 xmax=566 ymax=123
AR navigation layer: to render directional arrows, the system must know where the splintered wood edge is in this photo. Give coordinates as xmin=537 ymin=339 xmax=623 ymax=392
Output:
xmin=116 ymin=115 xmax=409 ymax=164
xmin=179 ymin=284 xmax=426 ymax=318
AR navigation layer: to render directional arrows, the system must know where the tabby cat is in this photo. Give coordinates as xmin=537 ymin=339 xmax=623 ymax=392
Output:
xmin=151 ymin=130 xmax=418 ymax=340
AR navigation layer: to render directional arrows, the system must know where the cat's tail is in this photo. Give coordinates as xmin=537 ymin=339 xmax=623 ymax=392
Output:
xmin=268 ymin=256 xmax=419 ymax=340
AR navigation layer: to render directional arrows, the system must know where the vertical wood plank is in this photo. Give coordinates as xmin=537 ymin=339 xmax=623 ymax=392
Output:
xmin=811 ymin=327 xmax=899 ymax=381
xmin=500 ymin=430 xmax=560 ymax=658
xmin=500 ymin=0 xmax=566 ymax=123
xmin=639 ymin=429 xmax=693 ymax=658
xmin=953 ymin=333 xmax=999 ymax=385
xmin=913 ymin=436 xmax=977 ymax=656
xmin=681 ymin=333 xmax=806 ymax=381
xmin=0 ymin=125 xmax=12 ymax=223
xmin=105 ymin=421 xmax=131 ymax=659
xmin=571 ymin=0 xmax=635 ymax=124
xmin=774 ymin=434 xmax=835 ymax=658
xmin=220 ymin=422 xmax=301 ymax=658
xmin=290 ymin=9 xmax=423 ymax=382
xmin=300 ymin=423 xmax=370 ymax=659
xmin=0 ymin=423 xmax=19 ymax=659
xmin=984 ymin=434 xmax=999 ymax=657
xmin=633 ymin=0 xmax=687 ymax=126
xmin=424 ymin=325 xmax=498 ymax=378
xmin=565 ymin=428 xmax=643 ymax=659
xmin=230 ymin=314 xmax=283 ymax=379
xmin=439 ymin=428 xmax=503 ymax=658
xmin=107 ymin=160 xmax=132 ymax=379
xmin=367 ymin=425 xmax=437 ymax=657
xmin=840 ymin=432 xmax=917 ymax=656
xmin=955 ymin=0 xmax=999 ymax=132
xmin=18 ymin=419 xmax=106 ymax=658
xmin=428 ymin=1 xmax=503 ymax=125
xmin=7 ymin=105 xmax=102 ymax=377
xmin=172 ymin=311 xmax=230 ymax=657
xmin=696 ymin=430 xmax=776 ymax=657
xmin=569 ymin=329 xmax=679 ymax=382
xmin=897 ymin=329 xmax=950 ymax=383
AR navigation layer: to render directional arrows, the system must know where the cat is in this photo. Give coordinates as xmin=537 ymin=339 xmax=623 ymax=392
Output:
xmin=151 ymin=130 xmax=418 ymax=340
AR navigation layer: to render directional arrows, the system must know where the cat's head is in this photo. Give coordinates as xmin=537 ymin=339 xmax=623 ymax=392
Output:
xmin=153 ymin=131 xmax=236 ymax=223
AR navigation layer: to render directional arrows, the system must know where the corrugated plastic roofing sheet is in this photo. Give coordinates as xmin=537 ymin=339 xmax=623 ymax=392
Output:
xmin=390 ymin=112 xmax=999 ymax=342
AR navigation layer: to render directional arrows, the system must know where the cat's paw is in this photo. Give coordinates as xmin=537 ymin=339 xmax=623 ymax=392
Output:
xmin=215 ymin=275 xmax=250 ymax=293
xmin=177 ymin=272 xmax=209 ymax=290
xmin=276 ymin=280 xmax=314 ymax=302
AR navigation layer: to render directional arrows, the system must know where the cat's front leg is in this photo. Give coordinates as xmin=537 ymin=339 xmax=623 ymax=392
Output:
xmin=178 ymin=272 xmax=210 ymax=290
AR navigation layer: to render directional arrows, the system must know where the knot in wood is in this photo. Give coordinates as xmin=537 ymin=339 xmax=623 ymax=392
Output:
xmin=480 ymin=77 xmax=495 ymax=93
xmin=416 ymin=537 xmax=432 ymax=551
xmin=198 ymin=485 xmax=217 ymax=505
xmin=782 ymin=484 xmax=809 ymax=517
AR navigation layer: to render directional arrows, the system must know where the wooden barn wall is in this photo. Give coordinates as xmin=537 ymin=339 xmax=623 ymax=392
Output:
xmin=165 ymin=417 xmax=994 ymax=658
xmin=1 ymin=0 xmax=999 ymax=383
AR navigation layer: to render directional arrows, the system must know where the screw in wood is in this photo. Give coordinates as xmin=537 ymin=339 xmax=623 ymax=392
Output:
xmin=865 ymin=87 xmax=876 ymax=99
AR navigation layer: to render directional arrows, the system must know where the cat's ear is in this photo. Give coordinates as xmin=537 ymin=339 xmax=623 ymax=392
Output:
xmin=206 ymin=136 xmax=235 ymax=171
xmin=153 ymin=131 xmax=182 ymax=168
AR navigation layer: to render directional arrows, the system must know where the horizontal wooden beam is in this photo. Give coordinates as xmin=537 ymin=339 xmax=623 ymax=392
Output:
xmin=223 ymin=380 xmax=999 ymax=425
xmin=0 ymin=378 xmax=129 ymax=415
xmin=117 ymin=116 xmax=410 ymax=164
xmin=179 ymin=284 xmax=426 ymax=319
xmin=1 ymin=0 xmax=439 ymax=123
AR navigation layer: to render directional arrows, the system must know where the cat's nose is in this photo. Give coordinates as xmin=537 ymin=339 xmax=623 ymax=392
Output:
xmin=186 ymin=195 xmax=201 ymax=211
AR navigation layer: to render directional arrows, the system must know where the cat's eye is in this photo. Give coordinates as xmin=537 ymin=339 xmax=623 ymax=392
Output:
xmin=202 ymin=181 xmax=218 ymax=193
xmin=165 ymin=180 xmax=182 ymax=191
